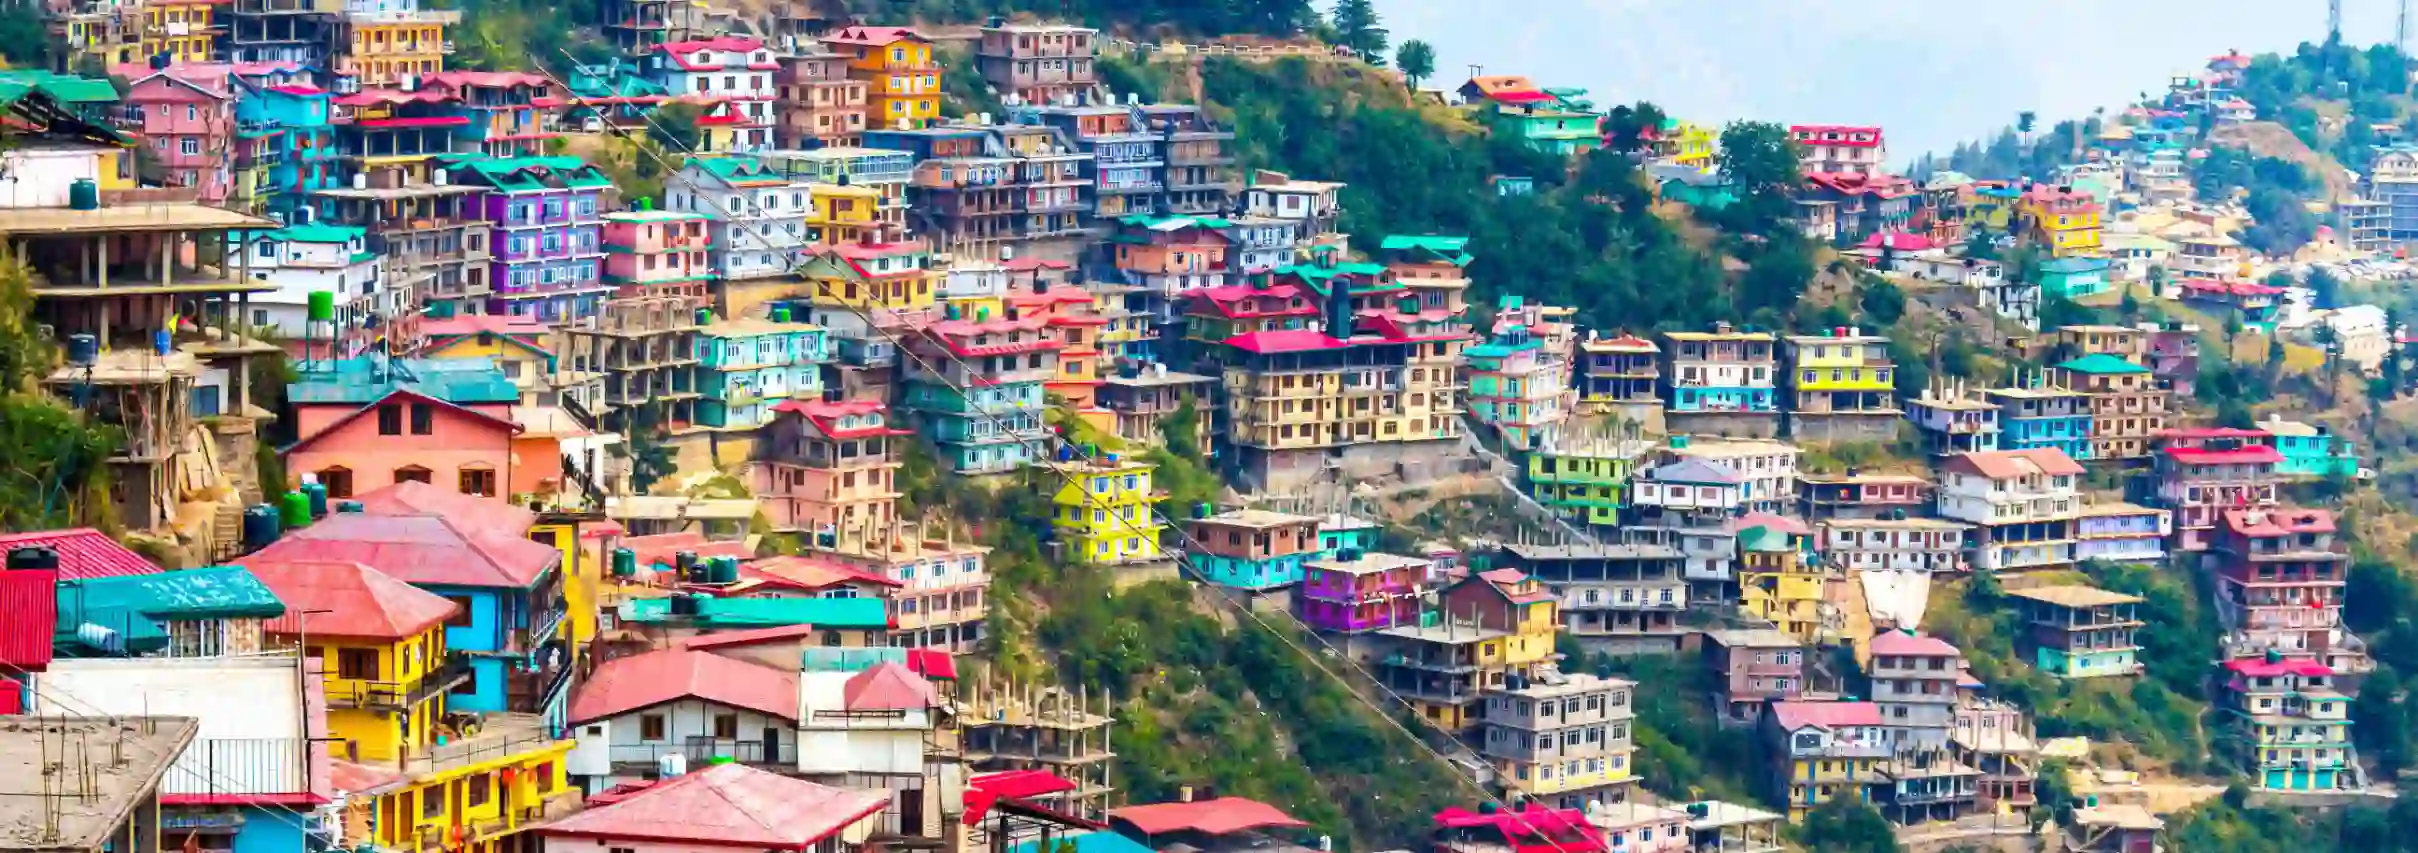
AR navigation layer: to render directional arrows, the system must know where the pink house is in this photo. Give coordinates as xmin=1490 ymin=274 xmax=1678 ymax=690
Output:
xmin=1704 ymin=628 xmax=1807 ymax=724
xmin=123 ymin=65 xmax=236 ymax=204
xmin=751 ymin=399 xmax=908 ymax=535
xmin=284 ymin=388 xmax=521 ymax=500
xmin=602 ymin=208 xmax=713 ymax=288
xmin=1298 ymin=551 xmax=1426 ymax=634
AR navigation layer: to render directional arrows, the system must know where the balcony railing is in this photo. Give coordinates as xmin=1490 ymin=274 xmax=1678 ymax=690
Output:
xmin=328 ymin=652 xmax=472 ymax=709
xmin=607 ymin=739 xmax=792 ymax=767
xmin=163 ymin=737 xmax=309 ymax=797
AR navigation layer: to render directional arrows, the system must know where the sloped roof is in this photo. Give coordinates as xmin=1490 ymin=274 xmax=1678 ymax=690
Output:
xmin=841 ymin=661 xmax=937 ymax=711
xmin=351 ymin=479 xmax=538 ymax=539
xmin=283 ymin=387 xmax=521 ymax=455
xmin=1111 ymin=797 xmax=1309 ymax=836
xmin=1223 ymin=329 xmax=1348 ymax=354
xmin=247 ymin=558 xmax=458 ymax=640
xmin=248 ymin=511 xmax=560 ymax=589
xmin=821 ymin=26 xmax=926 ymax=47
xmin=570 ymin=647 xmax=800 ymax=724
xmin=1379 ymin=234 xmax=1474 ymax=266
xmin=536 ymin=763 xmax=887 ymax=847
xmin=1942 ymin=448 xmax=2084 ymax=479
xmin=0 ymin=529 xmax=159 ymax=580
xmin=56 ymin=566 xmax=286 ymax=624
xmin=1868 ymin=630 xmax=1961 ymax=658
xmin=458 ymin=156 xmax=614 ymax=192
xmin=1646 ymin=457 xmax=1743 ymax=485
xmin=1770 ymin=700 xmax=1883 ymax=730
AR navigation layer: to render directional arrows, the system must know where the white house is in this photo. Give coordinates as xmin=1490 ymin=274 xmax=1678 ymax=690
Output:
xmin=1937 ymin=448 xmax=2084 ymax=572
xmin=1241 ymin=170 xmax=1344 ymax=235
xmin=1671 ymin=437 xmax=1801 ymax=515
xmin=563 ymin=647 xmax=801 ymax=793
xmin=647 ymin=36 xmax=780 ymax=150
xmin=33 ymin=656 xmax=319 ymax=803
xmin=665 ymin=158 xmax=813 ymax=281
xmin=231 ymin=222 xmax=389 ymax=355
xmin=796 ymin=654 xmax=959 ymax=837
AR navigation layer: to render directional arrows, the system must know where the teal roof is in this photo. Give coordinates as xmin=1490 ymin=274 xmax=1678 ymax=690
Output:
xmin=459 ymin=156 xmax=615 ymax=192
xmin=1117 ymin=213 xmax=1235 ymax=230
xmin=0 ymin=70 xmax=121 ymax=104
xmin=260 ymin=223 xmax=364 ymax=244
xmin=620 ymin=596 xmax=889 ymax=629
xmin=1009 ymin=833 xmax=1154 ymax=853
xmin=54 ymin=567 xmax=285 ymax=653
xmin=2039 ymin=257 xmax=2112 ymax=274
xmin=1738 ymin=526 xmax=1795 ymax=552
xmin=801 ymin=646 xmax=910 ymax=673
xmin=2056 ymin=353 xmax=2150 ymax=375
xmin=688 ymin=156 xmax=784 ymax=184
xmin=1380 ymin=234 xmax=1474 ymax=266
xmin=287 ymin=356 xmax=522 ymax=406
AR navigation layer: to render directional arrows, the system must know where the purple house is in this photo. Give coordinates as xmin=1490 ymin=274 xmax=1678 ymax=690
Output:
xmin=1298 ymin=551 xmax=1426 ymax=635
xmin=450 ymin=156 xmax=617 ymax=323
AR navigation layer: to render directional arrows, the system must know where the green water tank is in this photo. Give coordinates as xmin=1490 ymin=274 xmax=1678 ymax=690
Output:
xmin=772 ymin=306 xmax=791 ymax=323
xmin=278 ymin=491 xmax=312 ymax=529
xmin=69 ymin=179 xmax=100 ymax=211
xmin=611 ymin=547 xmax=637 ymax=578
xmin=307 ymin=291 xmax=336 ymax=323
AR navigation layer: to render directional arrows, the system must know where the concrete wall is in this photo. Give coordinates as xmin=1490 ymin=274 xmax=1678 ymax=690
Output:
xmin=36 ymin=657 xmax=308 ymax=797
xmin=1664 ymin=411 xmax=1780 ymax=439
xmin=565 ymin=700 xmax=798 ymax=791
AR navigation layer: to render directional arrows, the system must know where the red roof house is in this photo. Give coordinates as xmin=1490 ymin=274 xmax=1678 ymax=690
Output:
xmin=246 ymin=558 xmax=459 ymax=641
xmin=535 ymin=762 xmax=887 ymax=848
xmin=247 ymin=511 xmax=561 ymax=590
xmin=840 ymin=661 xmax=937 ymax=711
xmin=569 ymin=647 xmax=800 ymax=725
xmin=0 ymin=529 xmax=159 ymax=580
xmin=1768 ymin=700 xmax=1885 ymax=731
xmin=1110 ymin=797 xmax=1308 ymax=838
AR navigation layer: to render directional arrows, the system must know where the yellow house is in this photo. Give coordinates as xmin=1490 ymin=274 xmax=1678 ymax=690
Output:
xmin=140 ymin=0 xmax=220 ymax=64
xmin=1738 ymin=519 xmax=1825 ymax=644
xmin=2021 ymin=184 xmax=2104 ymax=258
xmin=1769 ymin=701 xmax=1889 ymax=822
xmin=346 ymin=10 xmax=458 ymax=89
xmin=249 ymin=557 xmax=465 ymax=764
xmin=800 ymin=239 xmax=938 ymax=318
xmin=524 ymin=520 xmax=597 ymax=672
xmin=356 ymin=736 xmax=580 ymax=853
xmin=1050 ymin=457 xmax=1166 ymax=565
xmin=822 ymin=26 xmax=941 ymax=130
xmin=805 ymin=182 xmax=882 ymax=244
xmin=1667 ymin=119 xmax=1718 ymax=170
xmin=418 ymin=314 xmax=554 ymax=389
xmin=1377 ymin=568 xmax=1560 ymax=733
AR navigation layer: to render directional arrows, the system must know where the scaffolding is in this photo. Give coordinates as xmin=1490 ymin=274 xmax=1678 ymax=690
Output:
xmin=958 ymin=677 xmax=1115 ymax=823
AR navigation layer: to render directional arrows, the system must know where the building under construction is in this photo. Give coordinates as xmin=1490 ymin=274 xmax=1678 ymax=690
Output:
xmin=958 ymin=677 xmax=1116 ymax=823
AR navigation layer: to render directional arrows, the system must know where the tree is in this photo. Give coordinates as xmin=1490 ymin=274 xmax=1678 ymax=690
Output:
xmin=1393 ymin=39 xmax=1434 ymax=91
xmin=1159 ymin=392 xmax=1204 ymax=462
xmin=1792 ymin=798 xmax=1903 ymax=853
xmin=1716 ymin=120 xmax=1803 ymax=234
xmin=2017 ymin=110 xmax=2038 ymax=149
xmin=648 ymin=101 xmax=705 ymax=153
xmin=2305 ymin=265 xmax=2344 ymax=309
xmin=1329 ymin=0 xmax=1387 ymax=65
xmin=616 ymin=405 xmax=679 ymax=495
xmin=2315 ymin=322 xmax=2342 ymax=407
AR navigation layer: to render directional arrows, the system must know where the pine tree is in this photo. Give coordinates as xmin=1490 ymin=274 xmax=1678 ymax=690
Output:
xmin=1329 ymin=0 xmax=1387 ymax=65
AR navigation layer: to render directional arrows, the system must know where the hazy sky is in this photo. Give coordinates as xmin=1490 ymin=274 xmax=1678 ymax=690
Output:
xmin=1373 ymin=0 xmax=2405 ymax=164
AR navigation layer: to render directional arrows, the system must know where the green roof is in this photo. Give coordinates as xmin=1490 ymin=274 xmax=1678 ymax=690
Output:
xmin=0 ymin=70 xmax=122 ymax=105
xmin=460 ymin=156 xmax=615 ymax=192
xmin=1380 ymin=234 xmax=1475 ymax=266
xmin=688 ymin=156 xmax=784 ymax=184
xmin=258 ymin=223 xmax=364 ymax=244
xmin=2056 ymin=353 xmax=2151 ymax=375
xmin=54 ymin=567 xmax=286 ymax=652
xmin=287 ymin=356 xmax=522 ymax=406
xmin=620 ymin=596 xmax=890 ymax=629
xmin=1117 ymin=213 xmax=1234 ymax=231
xmin=800 ymin=647 xmax=911 ymax=673
xmin=1738 ymin=526 xmax=1796 ymax=552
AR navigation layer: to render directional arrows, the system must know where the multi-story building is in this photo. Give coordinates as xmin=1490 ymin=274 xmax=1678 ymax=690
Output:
xmin=866 ymin=123 xmax=1018 ymax=248
xmin=2008 ymin=585 xmax=2145 ymax=679
xmin=1098 ymin=359 xmax=1216 ymax=452
xmin=562 ymin=647 xmax=801 ymax=788
xmin=1188 ymin=508 xmax=1321 ymax=591
xmin=1011 ymin=100 xmax=1163 ymax=219
xmin=1949 ymin=701 xmax=2037 ymax=818
xmin=666 ymin=157 xmax=813 ymax=281
xmin=1936 ymin=448 xmax=2084 ymax=573
xmin=1789 ymin=125 xmax=1886 ymax=175
xmin=1464 ymin=298 xmax=1576 ymax=450
xmin=797 ymin=239 xmax=937 ymax=401
xmin=236 ymin=82 xmax=337 ymax=222
xmin=339 ymin=0 xmax=458 ymax=89
xmin=1374 ymin=568 xmax=1559 ymax=732
xmin=315 ymin=85 xmax=493 ymax=318
xmin=2154 ymin=431 xmax=2281 ymax=552
xmin=2145 ymin=321 xmax=2202 ymax=398
xmin=2172 ymin=232 xmax=2249 ymax=280
xmin=1867 ymin=631 xmax=1965 ymax=750
xmin=136 ymin=0 xmax=222 ymax=63
xmin=1796 ymin=472 xmax=1930 ymax=521
xmin=1500 ymin=541 xmax=1688 ymax=655
xmin=775 ymin=47 xmax=870 ymax=148
xmin=1480 ymin=672 xmax=1639 ymax=809
xmin=2050 ymin=354 xmax=2168 ymax=462
xmin=901 ymin=314 xmax=1059 ymax=474
xmin=246 ymin=556 xmax=463 ymax=763
xmin=748 ymin=146 xmax=915 ymax=233
xmin=694 ymin=317 xmax=828 ymax=431
xmin=1627 ymin=457 xmax=1749 ymax=605
xmin=1050 ymin=456 xmax=1168 ymax=566
xmin=975 ymin=22 xmax=1098 ymax=107
xmin=824 ymin=25 xmax=941 ymax=131
xmin=1818 ymin=516 xmax=1970 ymax=574
xmin=1783 ymin=327 xmax=1899 ymax=440
xmin=422 ymin=70 xmax=556 ymax=158
xmin=601 ymin=0 xmax=694 ymax=51
xmin=2263 ymin=416 xmax=2361 ymax=479
xmin=2366 ymin=146 xmax=2418 ymax=244
xmin=2075 ymin=502 xmax=2169 ymax=565
xmin=1985 ymin=382 xmax=2091 ymax=460
xmin=1136 ymin=102 xmax=1236 ymax=216
xmin=453 ymin=155 xmax=614 ymax=322
xmin=1738 ymin=517 xmax=1827 ymax=644
xmin=1661 ymin=323 xmax=1780 ymax=438
xmin=1799 ymin=172 xmax=1917 ymax=241
xmin=813 ymin=526 xmax=994 ymax=650
xmin=230 ymin=222 xmax=389 ymax=355
xmin=1764 ymin=701 xmax=1891 ymax=821
xmin=2056 ymin=324 xmax=2146 ymax=360
xmin=1219 ymin=214 xmax=1304 ymax=277
xmin=645 ymin=37 xmax=779 ymax=152
xmin=1670 ymin=436 xmax=1800 ymax=516
xmin=220 ymin=0 xmax=335 ymax=64
xmin=126 ymin=65 xmax=236 ymax=205
xmin=1526 ymin=434 xmax=1654 ymax=529
xmin=1005 ymin=281 xmax=1117 ymax=414
xmin=1297 ymin=550 xmax=1426 ymax=645
xmin=564 ymin=285 xmax=706 ymax=436
xmin=1575 ymin=332 xmax=1662 ymax=427
xmin=752 ymin=399 xmax=905 ymax=536
xmin=2020 ymin=184 xmax=2103 ymax=258
xmin=1704 ymin=628 xmax=1806 ymax=725
xmin=1241 ymin=170 xmax=1345 ymax=238
xmin=990 ymin=122 xmax=1093 ymax=241
xmin=599 ymin=205 xmax=712 ymax=293
xmin=2218 ymin=652 xmax=2362 ymax=792
xmin=2212 ymin=507 xmax=2366 ymax=674
xmin=1478 ymin=90 xmax=1603 ymax=157
xmin=1110 ymin=213 xmax=1232 ymax=330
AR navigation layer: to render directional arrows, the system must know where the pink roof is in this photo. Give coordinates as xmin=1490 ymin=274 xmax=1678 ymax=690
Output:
xmin=1002 ymin=258 xmax=1071 ymax=272
xmin=1790 ymin=125 xmax=1884 ymax=146
xmin=1943 ymin=448 xmax=2085 ymax=480
xmin=1223 ymin=329 xmax=1349 ymax=353
xmin=907 ymin=647 xmax=956 ymax=680
xmin=352 ymin=479 xmax=538 ymax=539
xmin=1868 ymin=630 xmax=1961 ymax=658
xmin=537 ymin=763 xmax=887 ymax=847
xmin=248 ymin=558 xmax=458 ymax=640
xmin=623 ymin=531 xmax=755 ymax=569
xmin=1805 ymin=171 xmax=1918 ymax=198
xmin=266 ymin=85 xmax=326 ymax=97
xmin=2224 ymin=658 xmax=2334 ymax=678
xmin=2179 ymin=278 xmax=2284 ymax=297
xmin=1486 ymin=90 xmax=1557 ymax=105
xmin=2158 ymin=427 xmax=2272 ymax=441
xmin=964 ymin=770 xmax=1090 ymax=828
xmin=1112 ymin=797 xmax=1310 ymax=836
xmin=1731 ymin=511 xmax=1810 ymax=535
xmin=822 ymin=26 xmax=925 ymax=47
xmin=335 ymin=89 xmax=454 ymax=107
xmin=679 ymin=623 xmax=822 ymax=650
xmin=660 ymin=36 xmax=766 ymax=54
xmin=327 ymin=760 xmax=405 ymax=795
xmin=2221 ymin=508 xmax=2337 ymax=537
xmin=570 ymin=648 xmax=800 ymax=724
xmin=0 ymin=561 xmax=55 ymax=673
xmin=421 ymin=70 xmax=549 ymax=89
xmin=248 ymin=511 xmax=560 ymax=589
xmin=1770 ymin=700 xmax=1884 ymax=730
xmin=2162 ymin=444 xmax=2284 ymax=465
xmin=1858 ymin=231 xmax=1935 ymax=252
xmin=842 ymin=661 xmax=938 ymax=711
xmin=741 ymin=555 xmax=902 ymax=592
xmin=0 ymin=529 xmax=159 ymax=580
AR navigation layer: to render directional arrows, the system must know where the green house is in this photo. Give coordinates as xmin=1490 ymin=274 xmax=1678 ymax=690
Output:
xmin=2038 ymin=257 xmax=2113 ymax=300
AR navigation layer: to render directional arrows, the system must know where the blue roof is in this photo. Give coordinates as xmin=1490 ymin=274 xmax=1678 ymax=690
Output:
xmin=287 ymin=356 xmax=521 ymax=406
xmin=620 ymin=596 xmax=890 ymax=629
xmin=54 ymin=566 xmax=285 ymax=654
xmin=2038 ymin=257 xmax=2111 ymax=274
xmin=1009 ymin=833 xmax=1154 ymax=853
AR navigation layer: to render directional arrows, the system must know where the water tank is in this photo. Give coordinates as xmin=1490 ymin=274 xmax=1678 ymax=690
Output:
xmin=771 ymin=306 xmax=791 ymax=323
xmin=152 ymin=329 xmax=172 ymax=356
xmin=708 ymin=555 xmax=740 ymax=584
xmin=668 ymin=593 xmax=700 ymax=616
xmin=308 ymin=291 xmax=336 ymax=323
xmin=68 ymin=179 xmax=100 ymax=211
xmin=675 ymin=550 xmax=698 ymax=576
xmin=657 ymin=752 xmax=687 ymax=777
xmin=243 ymin=504 xmax=282 ymax=550
xmin=301 ymin=482 xmax=329 ymax=518
xmin=65 ymin=334 xmax=98 ymax=367
xmin=279 ymin=491 xmax=312 ymax=529
xmin=334 ymin=500 xmax=363 ymax=513
xmin=611 ymin=547 xmax=637 ymax=578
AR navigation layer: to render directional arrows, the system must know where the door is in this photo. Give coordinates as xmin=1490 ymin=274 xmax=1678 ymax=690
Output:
xmin=762 ymin=725 xmax=781 ymax=764
xmin=896 ymin=786 xmax=924 ymax=836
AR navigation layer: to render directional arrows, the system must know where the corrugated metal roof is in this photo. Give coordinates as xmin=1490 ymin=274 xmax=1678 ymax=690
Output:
xmin=0 ymin=529 xmax=160 ymax=580
xmin=285 ymin=356 xmax=520 ymax=406
xmin=620 ymin=596 xmax=888 ymax=629
xmin=0 ymin=566 xmax=58 ymax=670
xmin=536 ymin=763 xmax=887 ymax=847
xmin=247 ymin=512 xmax=560 ymax=590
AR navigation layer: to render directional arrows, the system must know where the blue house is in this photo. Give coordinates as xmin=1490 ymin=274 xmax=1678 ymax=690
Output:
xmin=2264 ymin=417 xmax=2360 ymax=479
xmin=245 ymin=500 xmax=575 ymax=734
xmin=1985 ymin=385 xmax=2092 ymax=461
xmin=694 ymin=317 xmax=830 ymax=430
xmin=1315 ymin=513 xmax=1383 ymax=561
xmin=1185 ymin=509 xmax=1322 ymax=591
xmin=2038 ymin=257 xmax=2113 ymax=300
xmin=235 ymin=82 xmax=336 ymax=223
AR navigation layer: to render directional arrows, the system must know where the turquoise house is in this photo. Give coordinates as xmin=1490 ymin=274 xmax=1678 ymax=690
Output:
xmin=2038 ymin=257 xmax=2113 ymax=300
xmin=1316 ymin=513 xmax=1382 ymax=560
xmin=902 ymin=380 xmax=1049 ymax=474
xmin=694 ymin=317 xmax=829 ymax=430
xmin=2265 ymin=418 xmax=2359 ymax=479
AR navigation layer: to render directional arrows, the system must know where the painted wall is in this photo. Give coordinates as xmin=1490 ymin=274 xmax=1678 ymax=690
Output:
xmin=36 ymin=657 xmax=309 ymax=797
xmin=565 ymin=700 xmax=797 ymax=790
xmin=287 ymin=400 xmax=514 ymax=498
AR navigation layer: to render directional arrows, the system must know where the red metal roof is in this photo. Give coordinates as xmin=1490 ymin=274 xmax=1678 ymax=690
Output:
xmin=248 ymin=512 xmax=561 ymax=589
xmin=2161 ymin=445 xmax=2284 ymax=465
xmin=906 ymin=647 xmax=956 ymax=681
xmin=623 ymin=531 xmax=755 ymax=570
xmin=741 ymin=556 xmax=901 ymax=593
xmin=679 ymin=623 xmax=823 ymax=650
xmin=963 ymin=770 xmax=1090 ymax=827
xmin=1432 ymin=805 xmax=1607 ymax=853
xmin=2178 ymin=278 xmax=2284 ymax=297
xmin=352 ymin=479 xmax=538 ymax=540
xmin=421 ymin=70 xmax=550 ymax=90
xmin=1223 ymin=329 xmax=1348 ymax=354
xmin=0 ymin=529 xmax=159 ymax=580
xmin=334 ymin=89 xmax=455 ymax=107
xmin=0 ymin=565 xmax=57 ymax=672
xmin=570 ymin=647 xmax=800 ymax=725
xmin=536 ymin=763 xmax=887 ymax=846
xmin=1942 ymin=448 xmax=2085 ymax=480
xmin=1770 ymin=700 xmax=1884 ymax=730
xmin=1112 ymin=797 xmax=1308 ymax=836
xmin=1789 ymin=124 xmax=1884 ymax=147
xmin=1868 ymin=630 xmax=1961 ymax=658
xmin=821 ymin=26 xmax=925 ymax=47
xmin=842 ymin=661 xmax=937 ymax=711
xmin=2157 ymin=427 xmax=2273 ymax=441
xmin=2221 ymin=508 xmax=2337 ymax=537
xmin=249 ymin=558 xmax=458 ymax=641
xmin=2224 ymin=657 xmax=2333 ymax=678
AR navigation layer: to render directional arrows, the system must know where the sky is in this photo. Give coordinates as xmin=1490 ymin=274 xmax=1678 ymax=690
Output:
xmin=1372 ymin=0 xmax=2408 ymax=165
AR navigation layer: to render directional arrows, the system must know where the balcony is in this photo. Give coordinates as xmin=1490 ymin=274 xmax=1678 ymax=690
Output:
xmin=608 ymin=739 xmax=794 ymax=767
xmin=163 ymin=737 xmax=309 ymax=798
xmin=328 ymin=652 xmax=473 ymax=709
xmin=399 ymin=713 xmax=554 ymax=776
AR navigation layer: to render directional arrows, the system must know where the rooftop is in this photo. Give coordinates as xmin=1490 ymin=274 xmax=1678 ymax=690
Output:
xmin=1194 ymin=508 xmax=1320 ymax=529
xmin=0 ymin=716 xmax=200 ymax=851
xmin=0 ymin=203 xmax=272 ymax=235
xmin=246 ymin=511 xmax=561 ymax=590
xmin=247 ymin=558 xmax=457 ymax=641
xmin=570 ymin=647 xmax=800 ymax=725
xmin=1111 ymin=797 xmax=1309 ymax=837
xmin=2007 ymin=585 xmax=2143 ymax=609
xmin=536 ymin=763 xmax=887 ymax=847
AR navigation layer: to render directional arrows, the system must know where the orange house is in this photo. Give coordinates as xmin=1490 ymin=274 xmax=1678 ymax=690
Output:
xmin=822 ymin=25 xmax=940 ymax=130
xmin=284 ymin=388 xmax=522 ymax=501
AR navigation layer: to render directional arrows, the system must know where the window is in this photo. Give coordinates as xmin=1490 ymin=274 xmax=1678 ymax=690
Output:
xmin=459 ymin=467 xmax=497 ymax=497
xmin=466 ymin=774 xmax=491 ymax=808
xmin=377 ymin=404 xmax=402 ymax=435
xmin=409 ymin=403 xmax=434 ymax=435
xmin=640 ymin=714 xmax=667 ymax=741
xmin=444 ymin=595 xmax=475 ymax=627
xmin=713 ymin=713 xmax=740 ymax=740
xmin=395 ymin=465 xmax=433 ymax=485
xmin=337 ymin=648 xmax=377 ymax=680
xmin=180 ymin=138 xmax=201 ymax=156
xmin=318 ymin=467 xmax=354 ymax=499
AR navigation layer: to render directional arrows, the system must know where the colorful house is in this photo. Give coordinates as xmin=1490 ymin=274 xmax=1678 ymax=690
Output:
xmin=1782 ymin=327 xmax=1899 ymax=440
xmin=1763 ymin=700 xmax=1889 ymax=821
xmin=752 ymin=399 xmax=906 ymax=536
xmin=125 ymin=66 xmax=236 ymax=205
xmin=2050 ymin=353 xmax=2169 ymax=462
xmin=693 ymin=318 xmax=828 ymax=431
xmin=665 ymin=157 xmax=813 ymax=280
xmin=1936 ymin=448 xmax=2086 ymax=574
xmin=453 ymin=156 xmax=614 ymax=323
xmin=1296 ymin=550 xmax=1425 ymax=635
xmin=775 ymin=48 xmax=870 ymax=148
xmin=2020 ymin=184 xmax=2103 ymax=258
xmin=900 ymin=315 xmax=1059 ymax=474
xmin=247 ymin=556 xmax=463 ymax=763
xmin=422 ymin=71 xmax=557 ymax=158
xmin=1473 ymin=83 xmax=1602 ymax=157
xmin=1481 ymin=673 xmax=1640 ymax=809
xmin=1986 ymin=383 xmax=2091 ymax=460
xmin=645 ymin=37 xmax=779 ymax=151
xmin=2007 ymin=585 xmax=2144 ymax=679
xmin=2178 ymin=278 xmax=2285 ymax=330
xmin=1736 ymin=515 xmax=1823 ymax=644
xmin=1372 ymin=568 xmax=1559 ymax=732
xmin=235 ymin=82 xmax=337 ymax=221
xmin=2263 ymin=417 xmax=2360 ymax=479
xmin=2220 ymin=653 xmax=2361 ymax=792
xmin=1789 ymin=125 xmax=1886 ymax=175
xmin=534 ymin=763 xmax=881 ymax=853
xmin=2037 ymin=257 xmax=2114 ymax=300
xmin=1661 ymin=323 xmax=1781 ymax=437
xmin=231 ymin=222 xmax=388 ymax=355
xmin=139 ymin=0 xmax=223 ymax=64
xmin=283 ymin=373 xmax=521 ymax=500
xmin=1464 ymin=297 xmax=1575 ymax=451
xmin=2154 ymin=431 xmax=2282 ymax=552
xmin=2074 ymin=501 xmax=2170 ymax=565
xmin=1051 ymin=457 xmax=1167 ymax=566
xmin=823 ymin=26 xmax=941 ymax=131
xmin=340 ymin=0 xmax=458 ymax=89
xmin=414 ymin=316 xmax=554 ymax=405
xmin=1526 ymin=435 xmax=1652 ymax=528
xmin=1111 ymin=214 xmax=1234 ymax=330
xmin=1575 ymin=333 xmax=1661 ymax=420
xmin=599 ymin=206 xmax=714 ymax=290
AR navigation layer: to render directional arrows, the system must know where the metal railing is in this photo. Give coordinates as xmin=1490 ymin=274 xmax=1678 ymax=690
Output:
xmin=163 ymin=737 xmax=309 ymax=797
xmin=606 ymin=739 xmax=792 ymax=767
xmin=327 ymin=652 xmax=472 ymax=709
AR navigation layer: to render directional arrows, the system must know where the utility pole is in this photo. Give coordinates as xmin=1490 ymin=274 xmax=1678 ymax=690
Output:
xmin=2331 ymin=0 xmax=2344 ymax=44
